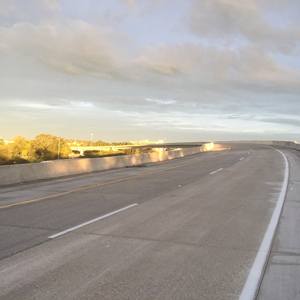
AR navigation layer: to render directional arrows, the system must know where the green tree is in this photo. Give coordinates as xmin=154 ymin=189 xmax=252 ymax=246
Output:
xmin=32 ymin=134 xmax=71 ymax=160
xmin=124 ymin=148 xmax=140 ymax=155
xmin=0 ymin=144 xmax=13 ymax=164
xmin=94 ymin=140 xmax=110 ymax=146
xmin=12 ymin=136 xmax=30 ymax=157
xmin=31 ymin=134 xmax=56 ymax=159
xmin=57 ymin=138 xmax=72 ymax=159
xmin=0 ymin=134 xmax=72 ymax=164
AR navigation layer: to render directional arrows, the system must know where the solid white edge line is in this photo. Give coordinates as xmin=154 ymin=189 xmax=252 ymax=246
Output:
xmin=49 ymin=203 xmax=138 ymax=239
xmin=239 ymin=148 xmax=289 ymax=300
xmin=209 ymin=168 xmax=223 ymax=175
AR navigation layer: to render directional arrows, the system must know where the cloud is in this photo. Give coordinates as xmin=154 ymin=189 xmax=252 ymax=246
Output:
xmin=1 ymin=0 xmax=300 ymax=142
xmin=136 ymin=44 xmax=205 ymax=75
xmin=118 ymin=0 xmax=177 ymax=15
xmin=187 ymin=0 xmax=300 ymax=55
xmin=188 ymin=0 xmax=263 ymax=37
xmin=2 ymin=5 xmax=298 ymax=98
xmin=69 ymin=101 xmax=95 ymax=108
xmin=0 ymin=20 xmax=130 ymax=79
xmin=0 ymin=0 xmax=17 ymax=16
xmin=145 ymin=98 xmax=176 ymax=105
xmin=135 ymin=42 xmax=300 ymax=92
xmin=39 ymin=0 xmax=61 ymax=11
xmin=119 ymin=0 xmax=139 ymax=14
xmin=259 ymin=117 xmax=300 ymax=127
xmin=232 ymin=47 xmax=300 ymax=85
xmin=13 ymin=101 xmax=60 ymax=110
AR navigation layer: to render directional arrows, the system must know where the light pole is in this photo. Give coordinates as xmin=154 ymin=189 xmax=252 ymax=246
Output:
xmin=57 ymin=137 xmax=61 ymax=159
xmin=90 ymin=133 xmax=93 ymax=146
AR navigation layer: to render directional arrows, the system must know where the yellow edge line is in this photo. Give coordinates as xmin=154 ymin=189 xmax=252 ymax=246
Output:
xmin=0 ymin=147 xmax=231 ymax=210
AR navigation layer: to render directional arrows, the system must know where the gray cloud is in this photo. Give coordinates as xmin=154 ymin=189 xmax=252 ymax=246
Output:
xmin=136 ymin=43 xmax=204 ymax=75
xmin=187 ymin=0 xmax=300 ymax=55
xmin=118 ymin=0 xmax=179 ymax=16
xmin=259 ymin=117 xmax=300 ymax=127
xmin=1 ymin=0 xmax=300 ymax=142
xmin=0 ymin=1 xmax=17 ymax=16
xmin=135 ymin=43 xmax=300 ymax=93
xmin=1 ymin=15 xmax=299 ymax=101
xmin=0 ymin=20 xmax=130 ymax=79
xmin=38 ymin=0 xmax=61 ymax=10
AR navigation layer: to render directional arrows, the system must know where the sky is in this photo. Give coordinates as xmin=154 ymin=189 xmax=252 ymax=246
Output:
xmin=0 ymin=0 xmax=300 ymax=142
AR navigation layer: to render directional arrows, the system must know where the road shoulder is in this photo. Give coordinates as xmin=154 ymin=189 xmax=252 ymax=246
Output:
xmin=257 ymin=148 xmax=300 ymax=300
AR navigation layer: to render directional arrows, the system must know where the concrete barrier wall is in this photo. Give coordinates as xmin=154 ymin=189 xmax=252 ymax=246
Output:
xmin=0 ymin=143 xmax=214 ymax=186
xmin=230 ymin=140 xmax=300 ymax=150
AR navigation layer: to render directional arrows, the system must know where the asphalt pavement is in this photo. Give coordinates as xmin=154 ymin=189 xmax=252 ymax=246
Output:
xmin=0 ymin=143 xmax=298 ymax=299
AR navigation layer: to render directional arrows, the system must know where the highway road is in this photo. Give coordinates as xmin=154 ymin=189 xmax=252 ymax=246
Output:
xmin=0 ymin=143 xmax=299 ymax=299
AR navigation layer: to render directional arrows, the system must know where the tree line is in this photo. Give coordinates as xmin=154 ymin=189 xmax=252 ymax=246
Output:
xmin=0 ymin=134 xmax=71 ymax=165
xmin=0 ymin=134 xmax=136 ymax=165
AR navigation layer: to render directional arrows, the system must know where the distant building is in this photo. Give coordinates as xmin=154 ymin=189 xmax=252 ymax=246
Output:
xmin=4 ymin=140 xmax=15 ymax=145
xmin=67 ymin=140 xmax=83 ymax=146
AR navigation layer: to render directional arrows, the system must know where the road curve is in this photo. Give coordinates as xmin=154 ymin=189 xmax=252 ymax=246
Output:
xmin=0 ymin=143 xmax=298 ymax=299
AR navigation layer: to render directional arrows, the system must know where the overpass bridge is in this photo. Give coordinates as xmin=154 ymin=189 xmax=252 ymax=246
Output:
xmin=70 ymin=142 xmax=206 ymax=155
xmin=70 ymin=145 xmax=133 ymax=155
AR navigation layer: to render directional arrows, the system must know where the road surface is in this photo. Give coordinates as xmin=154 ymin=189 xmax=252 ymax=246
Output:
xmin=0 ymin=143 xmax=299 ymax=299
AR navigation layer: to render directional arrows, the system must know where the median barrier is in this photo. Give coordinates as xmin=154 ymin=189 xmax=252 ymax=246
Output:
xmin=226 ymin=140 xmax=300 ymax=150
xmin=228 ymin=140 xmax=300 ymax=150
xmin=0 ymin=142 xmax=214 ymax=186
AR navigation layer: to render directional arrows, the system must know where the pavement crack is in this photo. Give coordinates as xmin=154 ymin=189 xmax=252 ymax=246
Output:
xmin=77 ymin=231 xmax=259 ymax=253
xmin=272 ymin=251 xmax=300 ymax=257
xmin=0 ymin=223 xmax=58 ymax=232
